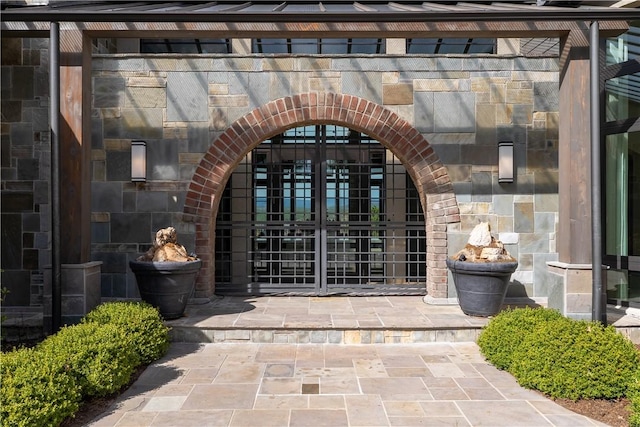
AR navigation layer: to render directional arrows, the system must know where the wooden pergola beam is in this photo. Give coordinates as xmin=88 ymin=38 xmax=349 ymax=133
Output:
xmin=2 ymin=19 xmax=630 ymax=38
xmin=58 ymin=29 xmax=92 ymax=264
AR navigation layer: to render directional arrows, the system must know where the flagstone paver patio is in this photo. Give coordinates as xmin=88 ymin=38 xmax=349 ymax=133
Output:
xmin=86 ymin=341 xmax=606 ymax=426
xmin=83 ymin=296 xmax=614 ymax=426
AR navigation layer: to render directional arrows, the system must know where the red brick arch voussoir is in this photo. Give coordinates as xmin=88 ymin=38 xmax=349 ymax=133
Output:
xmin=184 ymin=92 xmax=460 ymax=299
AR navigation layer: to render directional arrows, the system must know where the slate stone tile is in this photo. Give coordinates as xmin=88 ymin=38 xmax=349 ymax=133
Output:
xmin=12 ymin=66 xmax=34 ymax=100
xmin=260 ymin=377 xmax=302 ymax=394
xmin=230 ymin=409 xmax=290 ymax=427
xmin=106 ymin=150 xmax=131 ymax=181
xmin=384 ymin=401 xmax=426 ymax=417
xmin=388 ymin=415 xmax=469 ymax=426
xmin=183 ymin=384 xmax=260 ymax=410
xmin=359 ymin=377 xmax=429 ymax=396
xmin=456 ymin=400 xmax=551 ymax=426
xmin=534 ymin=81 xmax=559 ymax=112
xmin=17 ymin=159 xmax=39 ymax=180
xmin=152 ymin=410 xmax=234 ymax=427
xmin=92 ymin=182 xmax=123 ymax=212
xmin=94 ymin=76 xmax=125 ymax=108
xmin=110 ymin=212 xmax=152 ymax=243
xmin=290 ymin=409 xmax=348 ymax=427
xmin=167 ymin=72 xmax=208 ymax=122
xmin=434 ymin=92 xmax=475 ymax=133
xmin=148 ymin=139 xmax=179 ymax=181
xmin=136 ymin=191 xmax=168 ymax=213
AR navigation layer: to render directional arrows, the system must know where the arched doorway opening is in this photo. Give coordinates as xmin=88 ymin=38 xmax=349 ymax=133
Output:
xmin=215 ymin=124 xmax=426 ymax=295
xmin=184 ymin=92 xmax=459 ymax=298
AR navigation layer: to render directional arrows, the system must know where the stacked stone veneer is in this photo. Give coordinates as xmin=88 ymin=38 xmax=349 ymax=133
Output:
xmin=2 ymin=48 xmax=560 ymax=304
xmin=1 ymin=37 xmax=51 ymax=307
xmin=90 ymin=54 xmax=559 ymax=302
xmin=170 ymin=327 xmax=482 ymax=345
xmin=0 ymin=37 xmax=122 ymax=308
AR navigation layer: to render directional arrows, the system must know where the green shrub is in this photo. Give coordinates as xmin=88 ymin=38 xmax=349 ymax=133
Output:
xmin=37 ymin=322 xmax=139 ymax=397
xmin=1 ymin=347 xmax=81 ymax=427
xmin=477 ymin=307 xmax=566 ymax=370
xmin=510 ymin=319 xmax=640 ymax=400
xmin=83 ymin=301 xmax=170 ymax=364
xmin=629 ymin=369 xmax=640 ymax=427
xmin=0 ymin=301 xmax=168 ymax=426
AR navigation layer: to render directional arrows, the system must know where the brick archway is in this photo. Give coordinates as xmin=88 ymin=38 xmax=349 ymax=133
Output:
xmin=184 ymin=92 xmax=459 ymax=298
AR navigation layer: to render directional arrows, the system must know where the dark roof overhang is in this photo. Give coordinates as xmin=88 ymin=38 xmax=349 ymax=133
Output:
xmin=2 ymin=1 xmax=640 ymax=24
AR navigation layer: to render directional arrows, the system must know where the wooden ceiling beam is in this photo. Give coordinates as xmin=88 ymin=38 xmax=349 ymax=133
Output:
xmin=1 ymin=19 xmax=630 ymax=38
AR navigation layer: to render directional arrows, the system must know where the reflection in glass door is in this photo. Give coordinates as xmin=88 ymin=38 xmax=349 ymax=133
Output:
xmin=215 ymin=125 xmax=426 ymax=295
xmin=605 ymin=131 xmax=640 ymax=305
xmin=603 ymin=22 xmax=640 ymax=307
xmin=253 ymin=153 xmax=316 ymax=286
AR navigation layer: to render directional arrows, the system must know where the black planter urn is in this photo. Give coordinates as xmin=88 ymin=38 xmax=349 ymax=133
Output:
xmin=446 ymin=258 xmax=518 ymax=317
xmin=129 ymin=259 xmax=202 ymax=320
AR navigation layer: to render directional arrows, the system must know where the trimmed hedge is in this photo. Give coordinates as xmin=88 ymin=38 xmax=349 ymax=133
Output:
xmin=1 ymin=301 xmax=170 ymax=427
xmin=510 ymin=319 xmax=640 ymax=400
xmin=629 ymin=370 xmax=640 ymax=427
xmin=1 ymin=347 xmax=81 ymax=427
xmin=477 ymin=307 xmax=566 ymax=371
xmin=37 ymin=322 xmax=139 ymax=397
xmin=478 ymin=307 xmax=640 ymax=402
xmin=82 ymin=301 xmax=170 ymax=364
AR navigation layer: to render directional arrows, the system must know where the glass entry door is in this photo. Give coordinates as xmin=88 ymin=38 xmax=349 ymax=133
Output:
xmin=603 ymin=23 xmax=640 ymax=307
xmin=215 ymin=125 xmax=426 ymax=295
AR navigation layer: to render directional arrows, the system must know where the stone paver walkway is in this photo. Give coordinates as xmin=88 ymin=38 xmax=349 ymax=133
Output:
xmin=87 ymin=341 xmax=606 ymax=427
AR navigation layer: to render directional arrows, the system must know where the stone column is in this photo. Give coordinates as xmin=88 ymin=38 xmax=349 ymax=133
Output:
xmin=43 ymin=261 xmax=102 ymax=333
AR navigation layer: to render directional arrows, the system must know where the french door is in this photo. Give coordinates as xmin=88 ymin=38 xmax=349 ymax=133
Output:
xmin=215 ymin=125 xmax=426 ymax=295
xmin=603 ymin=23 xmax=640 ymax=307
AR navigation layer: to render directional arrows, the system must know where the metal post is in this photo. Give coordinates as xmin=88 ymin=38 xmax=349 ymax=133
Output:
xmin=50 ymin=22 xmax=61 ymax=333
xmin=590 ymin=21 xmax=605 ymax=324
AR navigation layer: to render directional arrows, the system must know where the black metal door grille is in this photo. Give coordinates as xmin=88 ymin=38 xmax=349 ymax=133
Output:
xmin=215 ymin=125 xmax=426 ymax=295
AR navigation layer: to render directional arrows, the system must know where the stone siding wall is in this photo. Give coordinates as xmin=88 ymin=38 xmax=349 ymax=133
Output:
xmin=0 ymin=36 xmax=116 ymax=307
xmin=1 ymin=37 xmax=51 ymax=306
xmin=91 ymin=54 xmax=560 ymax=300
xmin=0 ymin=47 xmax=560 ymax=305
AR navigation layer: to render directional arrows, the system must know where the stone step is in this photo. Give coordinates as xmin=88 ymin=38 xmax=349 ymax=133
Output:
xmin=165 ymin=295 xmax=491 ymax=344
xmin=168 ymin=325 xmax=483 ymax=344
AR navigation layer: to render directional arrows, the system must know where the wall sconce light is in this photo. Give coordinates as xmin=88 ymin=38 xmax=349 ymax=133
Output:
xmin=498 ymin=141 xmax=514 ymax=183
xmin=131 ymin=140 xmax=146 ymax=182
